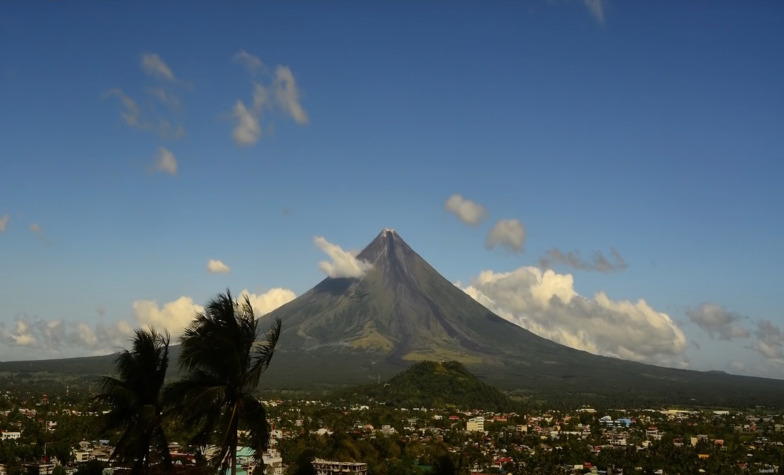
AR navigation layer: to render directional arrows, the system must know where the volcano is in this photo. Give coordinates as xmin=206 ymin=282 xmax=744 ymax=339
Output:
xmin=4 ymin=228 xmax=784 ymax=406
xmin=258 ymin=229 xmax=784 ymax=406
xmin=263 ymin=228 xmax=547 ymax=363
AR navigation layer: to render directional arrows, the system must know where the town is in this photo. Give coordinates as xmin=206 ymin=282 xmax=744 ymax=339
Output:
xmin=1 ymin=386 xmax=782 ymax=475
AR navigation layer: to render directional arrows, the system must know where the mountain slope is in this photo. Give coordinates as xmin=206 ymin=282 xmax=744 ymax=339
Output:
xmin=257 ymin=229 xmax=784 ymax=406
xmin=4 ymin=228 xmax=784 ymax=407
xmin=263 ymin=228 xmax=588 ymax=364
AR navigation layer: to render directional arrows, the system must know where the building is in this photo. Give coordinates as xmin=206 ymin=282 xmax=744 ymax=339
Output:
xmin=1 ymin=431 xmax=21 ymax=441
xmin=261 ymin=445 xmax=283 ymax=475
xmin=312 ymin=459 xmax=368 ymax=475
xmin=466 ymin=416 xmax=484 ymax=432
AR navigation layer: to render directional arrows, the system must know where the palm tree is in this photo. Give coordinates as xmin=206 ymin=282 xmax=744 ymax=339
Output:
xmin=95 ymin=328 xmax=172 ymax=475
xmin=166 ymin=290 xmax=282 ymax=475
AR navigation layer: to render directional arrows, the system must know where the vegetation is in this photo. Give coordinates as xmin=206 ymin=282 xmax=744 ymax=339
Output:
xmin=165 ymin=290 xmax=282 ymax=475
xmin=341 ymin=361 xmax=512 ymax=411
xmin=93 ymin=328 xmax=172 ymax=475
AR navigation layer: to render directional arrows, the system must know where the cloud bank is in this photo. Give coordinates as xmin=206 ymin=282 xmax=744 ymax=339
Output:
xmin=314 ymin=236 xmax=373 ymax=278
xmin=445 ymin=194 xmax=487 ymax=227
xmin=0 ymin=288 xmax=296 ymax=359
xmin=0 ymin=317 xmax=134 ymax=358
xmin=486 ymin=219 xmax=526 ymax=252
xmin=459 ymin=266 xmax=687 ymax=366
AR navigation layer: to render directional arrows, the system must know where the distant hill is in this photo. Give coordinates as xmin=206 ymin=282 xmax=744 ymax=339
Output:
xmin=3 ymin=228 xmax=784 ymax=408
xmin=339 ymin=361 xmax=511 ymax=411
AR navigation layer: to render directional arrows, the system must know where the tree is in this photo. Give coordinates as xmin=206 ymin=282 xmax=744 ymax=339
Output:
xmin=166 ymin=290 xmax=282 ymax=475
xmin=94 ymin=328 xmax=171 ymax=475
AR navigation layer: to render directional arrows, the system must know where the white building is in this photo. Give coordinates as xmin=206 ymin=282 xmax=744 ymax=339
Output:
xmin=466 ymin=416 xmax=484 ymax=432
xmin=1 ymin=431 xmax=21 ymax=441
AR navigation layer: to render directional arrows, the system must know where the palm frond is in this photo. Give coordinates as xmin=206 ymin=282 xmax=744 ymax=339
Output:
xmin=246 ymin=318 xmax=281 ymax=390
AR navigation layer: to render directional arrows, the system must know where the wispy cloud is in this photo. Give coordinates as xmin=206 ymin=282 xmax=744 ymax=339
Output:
xmin=486 ymin=219 xmax=526 ymax=252
xmin=0 ymin=214 xmax=8 ymax=232
xmin=230 ymin=51 xmax=309 ymax=146
xmin=583 ymin=0 xmax=605 ymax=24
xmin=232 ymin=101 xmax=262 ymax=146
xmin=314 ymin=236 xmax=373 ymax=278
xmin=146 ymin=87 xmax=180 ymax=109
xmin=688 ymin=303 xmax=750 ymax=340
xmin=445 ymin=194 xmax=487 ymax=227
xmin=233 ymin=50 xmax=266 ymax=76
xmin=153 ymin=147 xmax=178 ymax=175
xmin=539 ymin=247 xmax=628 ymax=273
xmin=206 ymin=259 xmax=231 ymax=274
xmin=29 ymin=223 xmax=43 ymax=237
xmin=274 ymin=66 xmax=309 ymax=125
xmin=104 ymin=88 xmax=145 ymax=128
xmin=141 ymin=53 xmax=176 ymax=82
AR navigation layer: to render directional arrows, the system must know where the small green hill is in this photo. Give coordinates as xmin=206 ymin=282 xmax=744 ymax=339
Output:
xmin=349 ymin=360 xmax=511 ymax=411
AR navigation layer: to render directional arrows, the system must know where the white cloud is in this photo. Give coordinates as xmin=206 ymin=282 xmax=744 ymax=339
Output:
xmin=206 ymin=259 xmax=231 ymax=274
xmin=141 ymin=53 xmax=176 ymax=82
xmin=104 ymin=88 xmax=145 ymax=128
xmin=687 ymin=303 xmax=750 ymax=340
xmin=154 ymin=147 xmax=178 ymax=175
xmin=539 ymin=247 xmax=628 ymax=273
xmin=751 ymin=320 xmax=784 ymax=364
xmin=233 ymin=50 xmax=266 ymax=75
xmin=0 ymin=316 xmax=134 ymax=357
xmin=0 ymin=285 xmax=298 ymax=359
xmin=133 ymin=296 xmax=204 ymax=337
xmin=486 ymin=219 xmax=526 ymax=252
xmin=583 ymin=0 xmax=605 ymax=24
xmin=459 ymin=266 xmax=688 ymax=366
xmin=274 ymin=66 xmax=309 ymax=125
xmin=444 ymin=194 xmax=487 ymax=227
xmin=314 ymin=236 xmax=373 ymax=278
xmin=238 ymin=288 xmax=297 ymax=317
xmin=0 ymin=214 xmax=8 ymax=232
xmin=232 ymin=100 xmax=261 ymax=146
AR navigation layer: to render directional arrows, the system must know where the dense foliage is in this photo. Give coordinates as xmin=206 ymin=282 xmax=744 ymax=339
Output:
xmin=342 ymin=361 xmax=512 ymax=411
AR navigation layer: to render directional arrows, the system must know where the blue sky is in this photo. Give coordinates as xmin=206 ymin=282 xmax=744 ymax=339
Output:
xmin=2 ymin=1 xmax=783 ymax=377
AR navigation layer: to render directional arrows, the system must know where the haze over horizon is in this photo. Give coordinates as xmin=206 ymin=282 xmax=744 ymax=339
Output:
xmin=1 ymin=2 xmax=783 ymax=379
